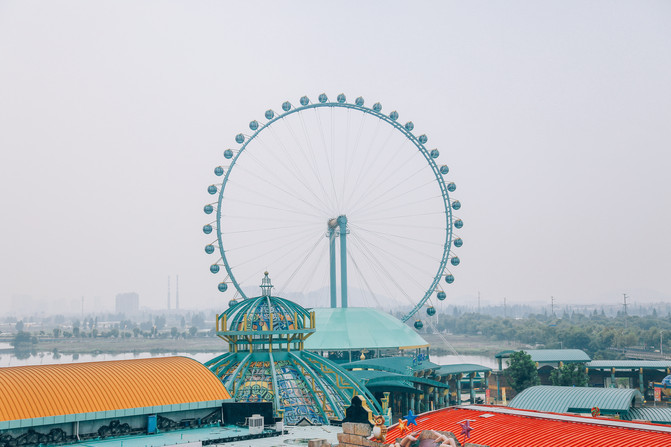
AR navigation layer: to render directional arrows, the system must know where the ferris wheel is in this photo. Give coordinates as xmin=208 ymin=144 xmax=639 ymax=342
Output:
xmin=203 ymin=93 xmax=462 ymax=326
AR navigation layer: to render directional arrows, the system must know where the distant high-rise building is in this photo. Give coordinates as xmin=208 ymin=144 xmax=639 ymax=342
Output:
xmin=115 ymin=292 xmax=139 ymax=315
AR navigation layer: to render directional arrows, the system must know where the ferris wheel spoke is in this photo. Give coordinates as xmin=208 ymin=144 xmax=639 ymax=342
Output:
xmin=286 ymin=120 xmax=329 ymax=210
xmin=355 ymin=210 xmax=445 ymax=222
xmin=312 ymin=108 xmax=340 ymax=212
xmin=351 ymin=184 xmax=441 ymax=220
xmin=344 ymin=122 xmax=395 ymax=209
xmin=350 ymin=223 xmax=443 ymax=247
xmin=287 ymin=241 xmax=328 ymax=299
xmin=351 ymin=234 xmax=431 ymax=306
xmin=346 ymin=250 xmax=383 ymax=308
xmin=339 ymin=109 xmax=352 ymax=207
xmin=348 ymin=240 xmax=402 ymax=307
xmin=342 ymin=113 xmax=383 ymax=207
xmin=276 ymin=233 xmax=325 ymax=296
xmin=221 ymin=194 xmax=324 ymax=220
xmin=349 ymin=234 xmax=416 ymax=305
xmin=226 ymin=229 xmax=322 ymax=271
xmin=351 ymin=231 xmax=438 ymax=281
xmin=349 ymin=164 xmax=433 ymax=216
xmin=223 ymin=227 xmax=319 ymax=254
xmin=248 ymin=133 xmax=333 ymax=215
xmin=354 ymin=195 xmax=444 ymax=221
xmin=220 ymin=214 xmax=322 ymax=229
xmin=349 ymin=162 xmax=429 ymax=214
xmin=349 ymin=226 xmax=441 ymax=263
xmin=226 ymin=161 xmax=330 ymax=217
xmin=220 ymin=222 xmax=318 ymax=235
xmin=342 ymin=110 xmax=369 ymax=190
xmin=274 ymin=116 xmax=336 ymax=212
xmin=297 ymin=112 xmax=337 ymax=213
xmin=346 ymin=137 xmax=415 ymax=212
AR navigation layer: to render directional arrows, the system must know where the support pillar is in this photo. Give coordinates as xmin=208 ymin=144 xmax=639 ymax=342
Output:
xmin=457 ymin=374 xmax=462 ymax=405
xmin=611 ymin=368 xmax=616 ymax=388
xmin=469 ymin=373 xmax=475 ymax=403
xmin=338 ymin=215 xmax=348 ymax=308
xmin=328 ymin=226 xmax=336 ymax=308
xmin=639 ymin=368 xmax=644 ymax=394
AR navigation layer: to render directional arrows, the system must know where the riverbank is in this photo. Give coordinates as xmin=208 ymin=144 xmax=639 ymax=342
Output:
xmin=1 ymin=333 xmax=519 ymax=357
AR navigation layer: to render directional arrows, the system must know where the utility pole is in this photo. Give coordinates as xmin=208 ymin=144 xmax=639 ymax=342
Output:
xmin=551 ymin=296 xmax=556 ymax=316
xmin=622 ymin=293 xmax=629 ymax=328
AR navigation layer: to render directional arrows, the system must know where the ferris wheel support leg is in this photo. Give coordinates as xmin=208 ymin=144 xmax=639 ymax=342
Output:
xmin=338 ymin=215 xmax=349 ymax=308
xmin=329 ymin=227 xmax=337 ymax=308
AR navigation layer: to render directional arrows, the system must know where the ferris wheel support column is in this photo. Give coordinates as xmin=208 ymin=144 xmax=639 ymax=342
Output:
xmin=338 ymin=215 xmax=349 ymax=308
xmin=328 ymin=225 xmax=337 ymax=308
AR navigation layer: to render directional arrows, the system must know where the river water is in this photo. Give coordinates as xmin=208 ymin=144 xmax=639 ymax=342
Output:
xmin=0 ymin=348 xmax=497 ymax=369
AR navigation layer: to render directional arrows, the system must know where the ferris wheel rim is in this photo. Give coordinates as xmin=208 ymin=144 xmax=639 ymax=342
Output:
xmin=210 ymin=95 xmax=457 ymax=323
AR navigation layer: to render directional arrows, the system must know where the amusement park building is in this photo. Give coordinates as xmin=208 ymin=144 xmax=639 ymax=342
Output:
xmin=205 ymin=273 xmax=381 ymax=425
xmin=304 ymin=307 xmax=429 ymax=360
xmin=0 ymin=357 xmax=230 ymax=445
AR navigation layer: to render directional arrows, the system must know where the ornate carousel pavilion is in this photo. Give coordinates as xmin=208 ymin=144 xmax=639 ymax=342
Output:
xmin=204 ymin=273 xmax=381 ymax=425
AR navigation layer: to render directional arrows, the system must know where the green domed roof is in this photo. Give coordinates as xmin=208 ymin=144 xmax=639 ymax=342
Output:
xmin=216 ymin=273 xmax=315 ymax=352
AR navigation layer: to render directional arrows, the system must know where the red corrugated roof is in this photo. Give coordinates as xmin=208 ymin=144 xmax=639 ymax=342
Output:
xmin=384 ymin=406 xmax=671 ymax=447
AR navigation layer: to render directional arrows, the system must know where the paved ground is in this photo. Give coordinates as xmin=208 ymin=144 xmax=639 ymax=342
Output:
xmin=72 ymin=425 xmax=343 ymax=447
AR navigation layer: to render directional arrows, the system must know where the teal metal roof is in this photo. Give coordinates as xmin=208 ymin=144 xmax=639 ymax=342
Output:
xmin=437 ymin=364 xmax=492 ymax=376
xmin=587 ymin=360 xmax=671 ymax=370
xmin=341 ymin=356 xmax=438 ymax=374
xmin=348 ymin=370 xmax=420 ymax=394
xmin=509 ymin=386 xmax=642 ymax=415
xmin=625 ymin=407 xmax=671 ymax=424
xmin=304 ymin=308 xmax=429 ymax=351
xmin=496 ymin=349 xmax=591 ymax=363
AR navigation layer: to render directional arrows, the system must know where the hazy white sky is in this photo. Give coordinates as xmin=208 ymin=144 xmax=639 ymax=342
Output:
xmin=1 ymin=1 xmax=669 ymax=315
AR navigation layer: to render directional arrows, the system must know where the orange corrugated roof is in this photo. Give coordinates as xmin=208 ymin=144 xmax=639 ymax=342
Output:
xmin=0 ymin=356 xmax=230 ymax=422
xmin=384 ymin=406 xmax=671 ymax=447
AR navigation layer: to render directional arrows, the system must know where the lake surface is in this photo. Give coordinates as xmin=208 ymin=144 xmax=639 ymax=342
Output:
xmin=0 ymin=351 xmax=219 ymax=367
xmin=430 ymin=354 xmax=498 ymax=369
xmin=0 ymin=350 xmax=497 ymax=369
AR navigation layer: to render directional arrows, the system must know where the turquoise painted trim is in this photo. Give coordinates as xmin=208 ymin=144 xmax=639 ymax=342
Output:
xmin=301 ymin=350 xmax=382 ymax=414
xmin=232 ymin=356 xmax=254 ymax=400
xmin=0 ymin=400 xmax=226 ymax=430
xmin=205 ymin=352 xmax=235 ymax=374
xmin=268 ymin=352 xmax=282 ymax=417
xmin=290 ymin=352 xmax=345 ymax=420
xmin=216 ymin=328 xmax=315 ymax=337
xmin=287 ymin=352 xmax=331 ymax=423
xmin=366 ymin=375 xmax=448 ymax=389
xmin=224 ymin=353 xmax=251 ymax=390
xmin=214 ymin=99 xmax=453 ymax=323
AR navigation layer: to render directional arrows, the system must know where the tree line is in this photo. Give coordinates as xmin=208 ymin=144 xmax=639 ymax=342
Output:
xmin=426 ymin=311 xmax=671 ymax=359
